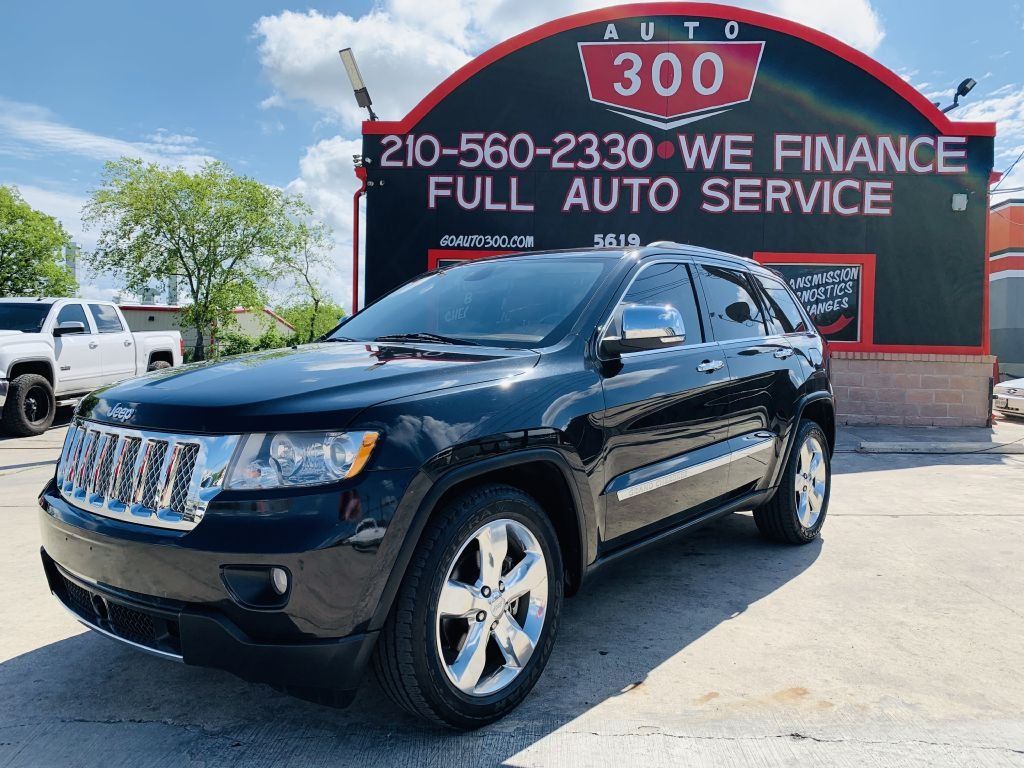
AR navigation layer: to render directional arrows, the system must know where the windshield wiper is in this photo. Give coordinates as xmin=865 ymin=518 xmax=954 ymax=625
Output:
xmin=323 ymin=335 xmax=358 ymax=342
xmin=373 ymin=332 xmax=480 ymax=346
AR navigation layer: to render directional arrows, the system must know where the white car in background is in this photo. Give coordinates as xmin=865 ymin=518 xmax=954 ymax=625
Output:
xmin=993 ymin=378 xmax=1024 ymax=420
xmin=0 ymin=298 xmax=183 ymax=436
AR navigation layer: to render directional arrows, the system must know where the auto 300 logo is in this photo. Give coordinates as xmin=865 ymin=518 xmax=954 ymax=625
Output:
xmin=578 ymin=20 xmax=764 ymax=129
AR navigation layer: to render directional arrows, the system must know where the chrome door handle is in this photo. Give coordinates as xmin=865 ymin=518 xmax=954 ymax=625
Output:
xmin=774 ymin=348 xmax=794 ymax=359
xmin=88 ymin=342 xmax=98 ymax=349
xmin=123 ymin=340 xmax=133 ymax=347
xmin=696 ymin=359 xmax=724 ymax=373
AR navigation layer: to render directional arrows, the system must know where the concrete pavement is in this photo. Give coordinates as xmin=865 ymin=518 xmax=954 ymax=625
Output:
xmin=1 ymin=421 xmax=1023 ymax=767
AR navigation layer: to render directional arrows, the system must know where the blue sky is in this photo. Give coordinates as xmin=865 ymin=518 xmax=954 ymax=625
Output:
xmin=1 ymin=0 xmax=1022 ymax=306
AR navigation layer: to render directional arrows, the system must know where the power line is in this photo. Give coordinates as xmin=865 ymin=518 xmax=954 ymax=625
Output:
xmin=992 ymin=148 xmax=1024 ymax=192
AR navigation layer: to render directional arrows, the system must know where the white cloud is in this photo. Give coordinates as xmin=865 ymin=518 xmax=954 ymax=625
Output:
xmin=253 ymin=9 xmax=470 ymax=133
xmin=761 ymin=0 xmax=884 ymax=53
xmin=0 ymin=98 xmax=215 ymax=170
xmin=953 ymin=83 xmax=1024 ymax=202
xmin=959 ymin=84 xmax=1024 ymax=144
xmin=284 ymin=136 xmax=363 ymax=309
xmin=254 ymin=1 xmax=886 ymax=130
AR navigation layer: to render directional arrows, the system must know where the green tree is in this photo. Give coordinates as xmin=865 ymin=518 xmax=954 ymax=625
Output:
xmin=84 ymin=158 xmax=313 ymax=361
xmin=278 ymin=221 xmax=343 ymax=343
xmin=277 ymin=300 xmax=347 ymax=344
xmin=0 ymin=186 xmax=77 ymax=297
xmin=213 ymin=329 xmax=256 ymax=357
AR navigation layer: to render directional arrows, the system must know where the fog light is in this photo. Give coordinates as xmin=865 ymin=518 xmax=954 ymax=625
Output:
xmin=270 ymin=567 xmax=289 ymax=596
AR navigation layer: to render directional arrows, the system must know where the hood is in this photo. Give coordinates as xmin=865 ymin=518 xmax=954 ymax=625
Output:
xmin=0 ymin=330 xmax=47 ymax=341
xmin=80 ymin=341 xmax=539 ymax=434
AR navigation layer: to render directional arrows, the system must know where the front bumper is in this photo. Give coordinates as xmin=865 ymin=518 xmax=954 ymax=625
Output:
xmin=993 ymin=393 xmax=1024 ymax=416
xmin=0 ymin=379 xmax=8 ymax=410
xmin=38 ymin=467 xmax=415 ymax=700
xmin=42 ymin=552 xmax=375 ymax=703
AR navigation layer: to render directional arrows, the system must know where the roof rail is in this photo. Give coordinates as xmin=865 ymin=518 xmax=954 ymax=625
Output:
xmin=645 ymin=241 xmax=759 ymax=263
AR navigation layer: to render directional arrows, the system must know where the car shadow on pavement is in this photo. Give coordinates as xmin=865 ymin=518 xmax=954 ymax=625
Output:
xmin=0 ymin=513 xmax=820 ymax=767
xmin=0 ymin=406 xmax=74 ymax=444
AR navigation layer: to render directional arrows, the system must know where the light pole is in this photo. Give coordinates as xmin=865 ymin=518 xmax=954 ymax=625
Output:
xmin=339 ymin=48 xmax=378 ymax=120
xmin=941 ymin=78 xmax=977 ymax=114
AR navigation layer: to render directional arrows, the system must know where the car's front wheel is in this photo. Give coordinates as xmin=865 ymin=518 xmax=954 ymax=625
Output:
xmin=374 ymin=484 xmax=563 ymax=729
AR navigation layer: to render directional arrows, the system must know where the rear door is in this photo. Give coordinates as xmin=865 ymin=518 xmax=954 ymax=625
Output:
xmin=598 ymin=260 xmax=734 ymax=547
xmin=692 ymin=262 xmax=795 ymax=495
xmin=751 ymin=271 xmax=822 ymax=379
xmin=88 ymin=303 xmax=136 ymax=382
xmin=51 ymin=302 xmax=102 ymax=394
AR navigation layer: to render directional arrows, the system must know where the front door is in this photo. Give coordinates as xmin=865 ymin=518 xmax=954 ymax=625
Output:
xmin=598 ymin=260 xmax=734 ymax=547
xmin=88 ymin=303 xmax=135 ymax=383
xmin=51 ymin=302 xmax=102 ymax=395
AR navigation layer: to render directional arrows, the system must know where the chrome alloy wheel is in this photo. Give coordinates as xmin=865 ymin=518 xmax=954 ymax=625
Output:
xmin=435 ymin=518 xmax=548 ymax=697
xmin=795 ymin=434 xmax=827 ymax=528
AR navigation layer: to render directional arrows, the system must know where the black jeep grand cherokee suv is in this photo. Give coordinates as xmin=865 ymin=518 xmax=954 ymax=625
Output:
xmin=39 ymin=243 xmax=833 ymax=728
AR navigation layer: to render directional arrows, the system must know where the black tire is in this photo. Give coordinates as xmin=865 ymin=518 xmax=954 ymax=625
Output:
xmin=1 ymin=373 xmax=56 ymax=437
xmin=147 ymin=360 xmax=172 ymax=371
xmin=753 ymin=419 xmax=831 ymax=545
xmin=373 ymin=483 xmax=564 ymax=729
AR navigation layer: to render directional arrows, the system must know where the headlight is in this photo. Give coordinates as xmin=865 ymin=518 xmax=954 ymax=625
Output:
xmin=225 ymin=431 xmax=379 ymax=490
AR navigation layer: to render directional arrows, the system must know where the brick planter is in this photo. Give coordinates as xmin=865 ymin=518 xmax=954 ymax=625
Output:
xmin=830 ymin=352 xmax=996 ymax=427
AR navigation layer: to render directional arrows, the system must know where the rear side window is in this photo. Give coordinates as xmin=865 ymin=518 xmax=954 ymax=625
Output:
xmin=753 ymin=275 xmax=809 ymax=334
xmin=695 ymin=264 xmax=769 ymax=341
xmin=609 ymin=262 xmax=704 ymax=346
xmin=88 ymin=303 xmax=124 ymax=333
xmin=56 ymin=303 xmax=90 ymax=331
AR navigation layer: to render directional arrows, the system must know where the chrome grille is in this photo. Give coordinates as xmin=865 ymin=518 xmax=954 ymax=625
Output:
xmin=113 ymin=437 xmax=141 ymax=505
xmin=169 ymin=444 xmax=199 ymax=513
xmin=55 ymin=420 xmax=240 ymax=532
xmin=90 ymin=433 xmax=118 ymax=501
xmin=138 ymin=440 xmax=169 ymax=509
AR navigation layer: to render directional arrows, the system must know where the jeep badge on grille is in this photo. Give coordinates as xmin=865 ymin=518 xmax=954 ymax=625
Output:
xmin=108 ymin=403 xmax=136 ymax=422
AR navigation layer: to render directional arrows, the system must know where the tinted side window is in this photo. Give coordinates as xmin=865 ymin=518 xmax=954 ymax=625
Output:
xmin=56 ymin=303 xmax=90 ymax=331
xmin=89 ymin=303 xmax=124 ymax=333
xmin=609 ymin=262 xmax=703 ymax=346
xmin=754 ymin=275 xmax=809 ymax=334
xmin=696 ymin=265 xmax=768 ymax=341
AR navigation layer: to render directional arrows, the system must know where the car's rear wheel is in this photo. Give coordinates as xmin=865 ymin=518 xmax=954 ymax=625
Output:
xmin=753 ymin=419 xmax=830 ymax=544
xmin=147 ymin=360 xmax=172 ymax=371
xmin=374 ymin=484 xmax=563 ymax=729
xmin=1 ymin=373 xmax=55 ymax=437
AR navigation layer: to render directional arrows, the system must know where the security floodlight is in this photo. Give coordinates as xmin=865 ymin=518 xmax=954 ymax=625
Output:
xmin=941 ymin=77 xmax=977 ymax=113
xmin=339 ymin=48 xmax=378 ymax=120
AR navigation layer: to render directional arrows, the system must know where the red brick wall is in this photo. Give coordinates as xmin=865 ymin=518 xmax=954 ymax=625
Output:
xmin=831 ymin=352 xmax=995 ymax=427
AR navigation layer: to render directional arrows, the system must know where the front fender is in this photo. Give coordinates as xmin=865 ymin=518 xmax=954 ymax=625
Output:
xmin=365 ymin=446 xmax=593 ymax=633
xmin=0 ymin=345 xmax=55 ymax=381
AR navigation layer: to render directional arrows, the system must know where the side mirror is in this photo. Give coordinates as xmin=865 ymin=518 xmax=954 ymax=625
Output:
xmin=725 ymin=301 xmax=753 ymax=324
xmin=602 ymin=304 xmax=686 ymax=356
xmin=53 ymin=321 xmax=86 ymax=337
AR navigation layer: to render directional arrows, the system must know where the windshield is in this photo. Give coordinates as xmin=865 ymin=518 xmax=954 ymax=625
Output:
xmin=331 ymin=257 xmax=613 ymax=348
xmin=0 ymin=303 xmax=52 ymax=333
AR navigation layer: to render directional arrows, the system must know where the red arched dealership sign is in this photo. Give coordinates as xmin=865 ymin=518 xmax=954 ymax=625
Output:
xmin=358 ymin=3 xmax=996 ymax=353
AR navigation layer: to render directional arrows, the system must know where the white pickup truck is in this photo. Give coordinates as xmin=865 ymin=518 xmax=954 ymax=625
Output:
xmin=0 ymin=298 xmax=183 ymax=436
